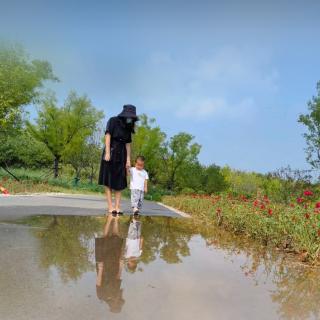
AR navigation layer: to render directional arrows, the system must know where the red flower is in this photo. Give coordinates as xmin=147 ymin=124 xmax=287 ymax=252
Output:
xmin=0 ymin=186 xmax=9 ymax=195
xmin=304 ymin=190 xmax=313 ymax=196
xmin=305 ymin=213 xmax=310 ymax=219
xmin=263 ymin=195 xmax=270 ymax=204
xmin=253 ymin=200 xmax=259 ymax=207
xmin=315 ymin=202 xmax=320 ymax=209
xmin=297 ymin=197 xmax=304 ymax=204
xmin=268 ymin=208 xmax=273 ymax=216
xmin=260 ymin=204 xmax=265 ymax=210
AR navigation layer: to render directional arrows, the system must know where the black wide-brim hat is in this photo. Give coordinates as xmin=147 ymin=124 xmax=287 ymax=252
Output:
xmin=118 ymin=104 xmax=139 ymax=120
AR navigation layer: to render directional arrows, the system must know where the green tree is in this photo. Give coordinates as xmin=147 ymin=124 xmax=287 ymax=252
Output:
xmin=65 ymin=128 xmax=103 ymax=185
xmin=298 ymin=81 xmax=320 ymax=170
xmin=132 ymin=114 xmax=166 ymax=182
xmin=175 ymin=161 xmax=205 ymax=192
xmin=0 ymin=44 xmax=57 ymax=131
xmin=27 ymin=92 xmax=103 ymax=178
xmin=222 ymin=167 xmax=264 ymax=196
xmin=0 ymin=130 xmax=53 ymax=168
xmin=202 ymin=164 xmax=228 ymax=194
xmin=34 ymin=216 xmax=101 ymax=282
xmin=83 ymin=127 xmax=104 ymax=184
xmin=162 ymin=132 xmax=201 ymax=191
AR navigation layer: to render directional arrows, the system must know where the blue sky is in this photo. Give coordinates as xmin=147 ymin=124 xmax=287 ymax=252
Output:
xmin=1 ymin=0 xmax=320 ymax=173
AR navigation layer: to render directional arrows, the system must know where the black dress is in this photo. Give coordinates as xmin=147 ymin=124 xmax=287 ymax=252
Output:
xmin=95 ymin=235 xmax=125 ymax=312
xmin=98 ymin=116 xmax=132 ymax=191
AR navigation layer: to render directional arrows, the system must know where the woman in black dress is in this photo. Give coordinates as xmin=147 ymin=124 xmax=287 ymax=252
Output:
xmin=98 ymin=105 xmax=138 ymax=214
xmin=95 ymin=214 xmax=125 ymax=313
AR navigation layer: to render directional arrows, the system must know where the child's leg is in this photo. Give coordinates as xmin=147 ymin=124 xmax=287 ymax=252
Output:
xmin=131 ymin=189 xmax=139 ymax=212
xmin=137 ymin=191 xmax=144 ymax=210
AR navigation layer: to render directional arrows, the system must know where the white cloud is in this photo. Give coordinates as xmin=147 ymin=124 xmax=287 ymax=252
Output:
xmin=177 ymin=97 xmax=255 ymax=120
xmin=195 ymin=46 xmax=279 ymax=93
xmin=134 ymin=46 xmax=278 ymax=121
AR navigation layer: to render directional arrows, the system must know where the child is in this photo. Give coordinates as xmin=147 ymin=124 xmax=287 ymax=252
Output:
xmin=128 ymin=155 xmax=149 ymax=215
xmin=124 ymin=215 xmax=143 ymax=272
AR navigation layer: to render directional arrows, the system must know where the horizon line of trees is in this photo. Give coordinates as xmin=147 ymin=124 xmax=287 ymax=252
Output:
xmin=1 ymin=44 xmax=320 ymax=200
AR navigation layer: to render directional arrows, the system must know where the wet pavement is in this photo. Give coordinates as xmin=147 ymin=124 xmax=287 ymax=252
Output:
xmin=1 ymin=214 xmax=320 ymax=320
xmin=0 ymin=194 xmax=183 ymax=220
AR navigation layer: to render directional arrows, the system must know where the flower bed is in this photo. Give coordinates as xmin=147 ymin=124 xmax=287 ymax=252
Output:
xmin=163 ymin=191 xmax=320 ymax=262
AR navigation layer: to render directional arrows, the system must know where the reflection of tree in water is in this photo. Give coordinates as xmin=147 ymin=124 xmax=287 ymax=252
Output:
xmin=33 ymin=215 xmax=101 ymax=282
xmin=23 ymin=214 xmax=320 ymax=319
xmin=271 ymin=266 xmax=320 ymax=320
xmin=200 ymin=223 xmax=320 ymax=320
xmin=139 ymin=217 xmax=194 ymax=265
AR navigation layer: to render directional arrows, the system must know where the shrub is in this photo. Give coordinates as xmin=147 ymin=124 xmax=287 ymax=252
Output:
xmin=180 ymin=187 xmax=195 ymax=195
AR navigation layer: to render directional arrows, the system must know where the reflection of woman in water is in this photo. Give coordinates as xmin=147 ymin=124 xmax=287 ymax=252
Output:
xmin=95 ymin=215 xmax=125 ymax=313
xmin=124 ymin=215 xmax=144 ymax=272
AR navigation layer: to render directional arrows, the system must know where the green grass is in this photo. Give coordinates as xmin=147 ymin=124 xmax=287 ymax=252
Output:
xmin=0 ymin=167 xmax=104 ymax=195
xmin=0 ymin=167 xmax=170 ymax=200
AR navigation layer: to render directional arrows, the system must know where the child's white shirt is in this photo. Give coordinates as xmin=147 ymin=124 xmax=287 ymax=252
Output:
xmin=124 ymin=238 xmax=142 ymax=258
xmin=129 ymin=167 xmax=149 ymax=191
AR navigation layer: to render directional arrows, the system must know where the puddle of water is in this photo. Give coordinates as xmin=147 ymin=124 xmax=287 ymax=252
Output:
xmin=0 ymin=215 xmax=320 ymax=320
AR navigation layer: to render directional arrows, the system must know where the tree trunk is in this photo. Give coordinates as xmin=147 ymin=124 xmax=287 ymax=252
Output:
xmin=168 ymin=172 xmax=175 ymax=191
xmin=54 ymin=157 xmax=59 ymax=178
xmin=89 ymin=168 xmax=94 ymax=184
xmin=74 ymin=169 xmax=81 ymax=186
xmin=1 ymin=165 xmax=20 ymax=181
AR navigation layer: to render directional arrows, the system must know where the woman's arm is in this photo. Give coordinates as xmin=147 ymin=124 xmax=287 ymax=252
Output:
xmin=104 ymin=133 xmax=111 ymax=161
xmin=96 ymin=262 xmax=104 ymax=286
xmin=144 ymin=180 xmax=148 ymax=193
xmin=125 ymin=143 xmax=131 ymax=168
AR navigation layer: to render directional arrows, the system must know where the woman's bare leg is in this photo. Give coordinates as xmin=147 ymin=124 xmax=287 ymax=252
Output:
xmin=105 ymin=187 xmax=114 ymax=212
xmin=112 ymin=215 xmax=120 ymax=236
xmin=115 ymin=190 xmax=121 ymax=212
xmin=103 ymin=214 xmax=113 ymax=236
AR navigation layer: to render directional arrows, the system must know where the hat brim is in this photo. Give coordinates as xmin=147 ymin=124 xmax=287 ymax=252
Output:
xmin=118 ymin=112 xmax=139 ymax=120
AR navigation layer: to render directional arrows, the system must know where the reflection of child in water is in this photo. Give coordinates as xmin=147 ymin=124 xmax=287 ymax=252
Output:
xmin=124 ymin=216 xmax=144 ymax=272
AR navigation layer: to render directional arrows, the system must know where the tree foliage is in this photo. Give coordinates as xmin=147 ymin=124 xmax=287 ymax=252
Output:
xmin=27 ymin=92 xmax=104 ymax=177
xmin=162 ymin=132 xmax=201 ymax=190
xmin=298 ymin=81 xmax=320 ymax=170
xmin=0 ymin=44 xmax=57 ymax=131
xmin=0 ymin=130 xmax=53 ymax=168
xmin=132 ymin=114 xmax=166 ymax=182
xmin=65 ymin=126 xmax=103 ymax=183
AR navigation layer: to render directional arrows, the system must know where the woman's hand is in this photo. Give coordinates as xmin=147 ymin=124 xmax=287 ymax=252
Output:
xmin=104 ymin=152 xmax=110 ymax=162
xmin=126 ymin=159 xmax=131 ymax=169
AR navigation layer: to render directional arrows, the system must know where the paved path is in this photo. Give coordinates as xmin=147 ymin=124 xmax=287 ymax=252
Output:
xmin=0 ymin=193 xmax=184 ymax=221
